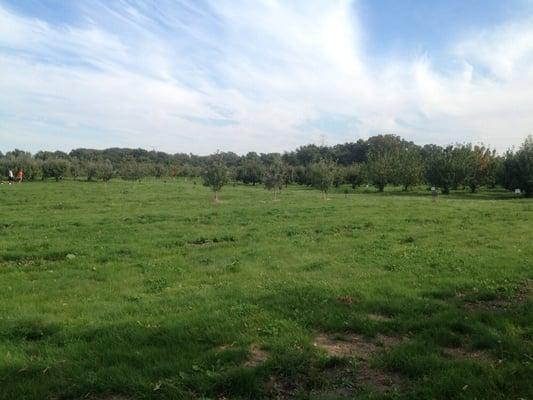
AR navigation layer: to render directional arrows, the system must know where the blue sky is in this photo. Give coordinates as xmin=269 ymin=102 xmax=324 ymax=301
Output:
xmin=1 ymin=0 xmax=532 ymax=154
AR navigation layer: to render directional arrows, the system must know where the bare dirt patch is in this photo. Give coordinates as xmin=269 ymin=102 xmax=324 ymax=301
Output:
xmin=314 ymin=333 xmax=404 ymax=360
xmin=442 ymin=347 xmax=497 ymax=364
xmin=462 ymin=279 xmax=532 ymax=311
xmin=463 ymin=298 xmax=511 ymax=311
xmin=244 ymin=344 xmax=268 ymax=367
xmin=336 ymin=295 xmax=355 ymax=305
xmin=216 ymin=343 xmax=236 ymax=352
xmin=311 ymin=332 xmax=406 ymax=395
xmin=314 ymin=333 xmax=376 ymax=360
xmin=368 ymin=313 xmax=393 ymax=322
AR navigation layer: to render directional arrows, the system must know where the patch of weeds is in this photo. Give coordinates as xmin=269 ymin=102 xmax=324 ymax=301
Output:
xmin=124 ymin=295 xmax=143 ymax=302
xmin=224 ymin=258 xmax=241 ymax=273
xmin=336 ymin=295 xmax=355 ymax=305
xmin=49 ymin=202 xmax=80 ymax=210
xmin=441 ymin=347 xmax=495 ymax=364
xmin=188 ymin=235 xmax=236 ymax=246
xmin=244 ymin=344 xmax=268 ymax=367
xmin=302 ymin=260 xmax=326 ymax=272
xmin=1 ymin=251 xmax=69 ymax=262
xmin=0 ymin=318 xmax=60 ymax=341
xmin=384 ymin=263 xmax=402 ymax=272
xmin=199 ymin=257 xmax=213 ymax=265
xmin=136 ymin=214 xmax=169 ymax=224
xmin=144 ymin=278 xmax=168 ymax=294
xmin=400 ymin=236 xmax=415 ymax=244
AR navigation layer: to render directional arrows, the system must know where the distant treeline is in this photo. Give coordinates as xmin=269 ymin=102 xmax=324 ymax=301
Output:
xmin=1 ymin=134 xmax=532 ymax=196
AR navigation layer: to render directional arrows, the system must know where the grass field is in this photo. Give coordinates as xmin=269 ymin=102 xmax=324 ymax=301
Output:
xmin=0 ymin=180 xmax=532 ymax=400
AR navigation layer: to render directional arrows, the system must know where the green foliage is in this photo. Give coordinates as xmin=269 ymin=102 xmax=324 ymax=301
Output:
xmin=119 ymin=158 xmax=145 ymax=181
xmin=237 ymin=158 xmax=263 ymax=185
xmin=153 ymin=163 xmax=167 ymax=179
xmin=397 ymin=147 xmax=424 ymax=191
xmin=201 ymin=154 xmax=228 ymax=199
xmin=97 ymin=160 xmax=114 ymax=182
xmin=502 ymin=135 xmax=533 ymax=196
xmin=263 ymin=160 xmax=284 ymax=199
xmin=423 ymin=145 xmax=457 ymax=194
xmin=309 ymin=159 xmax=335 ymax=198
xmin=42 ymin=158 xmax=70 ymax=181
xmin=464 ymin=145 xmax=493 ymax=193
xmin=366 ymin=150 xmax=395 ymax=192
xmin=0 ymin=133 xmax=530 ymax=197
xmin=344 ymin=163 xmax=365 ymax=190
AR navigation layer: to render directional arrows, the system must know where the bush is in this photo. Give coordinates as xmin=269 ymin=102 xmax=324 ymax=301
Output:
xmin=42 ymin=159 xmax=69 ymax=181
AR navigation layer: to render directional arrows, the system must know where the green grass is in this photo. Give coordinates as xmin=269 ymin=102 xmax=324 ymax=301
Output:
xmin=0 ymin=179 xmax=532 ymax=399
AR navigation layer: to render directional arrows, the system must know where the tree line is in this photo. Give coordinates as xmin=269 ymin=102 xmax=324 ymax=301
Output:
xmin=1 ymin=134 xmax=532 ymax=197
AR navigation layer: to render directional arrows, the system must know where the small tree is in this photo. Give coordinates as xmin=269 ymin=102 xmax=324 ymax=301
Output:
xmin=464 ymin=145 xmax=492 ymax=193
xmin=333 ymin=165 xmax=345 ymax=188
xmin=366 ymin=151 xmax=395 ymax=192
xmin=502 ymin=135 xmax=533 ymax=197
xmin=345 ymin=163 xmax=364 ymax=190
xmin=397 ymin=147 xmax=424 ymax=191
xmin=310 ymin=159 xmax=336 ymax=199
xmin=237 ymin=158 xmax=263 ymax=185
xmin=154 ymin=164 xmax=167 ymax=179
xmin=264 ymin=160 xmax=284 ymax=200
xmin=86 ymin=162 xmax=98 ymax=181
xmin=119 ymin=158 xmax=144 ymax=181
xmin=42 ymin=158 xmax=69 ymax=181
xmin=486 ymin=155 xmax=504 ymax=189
xmin=202 ymin=154 xmax=228 ymax=201
xmin=97 ymin=160 xmax=114 ymax=182
xmin=282 ymin=163 xmax=295 ymax=187
xmin=424 ymin=145 xmax=456 ymax=194
xmin=69 ymin=159 xmax=82 ymax=180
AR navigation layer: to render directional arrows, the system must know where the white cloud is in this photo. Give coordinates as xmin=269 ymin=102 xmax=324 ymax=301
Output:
xmin=0 ymin=1 xmax=532 ymax=154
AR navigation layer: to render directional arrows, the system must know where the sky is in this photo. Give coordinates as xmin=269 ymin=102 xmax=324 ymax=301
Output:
xmin=1 ymin=0 xmax=533 ymax=155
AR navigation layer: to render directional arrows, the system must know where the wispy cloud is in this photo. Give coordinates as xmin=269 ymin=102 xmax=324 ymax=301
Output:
xmin=0 ymin=0 xmax=532 ymax=154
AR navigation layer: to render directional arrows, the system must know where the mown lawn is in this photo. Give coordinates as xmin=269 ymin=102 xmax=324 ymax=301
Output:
xmin=0 ymin=180 xmax=532 ymax=400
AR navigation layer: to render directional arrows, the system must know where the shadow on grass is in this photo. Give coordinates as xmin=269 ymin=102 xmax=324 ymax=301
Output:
xmin=1 ymin=283 xmax=531 ymax=400
xmin=330 ymin=186 xmax=522 ymax=201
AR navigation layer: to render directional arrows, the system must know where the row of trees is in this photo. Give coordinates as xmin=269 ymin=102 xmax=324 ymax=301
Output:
xmin=1 ymin=135 xmax=532 ymax=197
xmin=200 ymin=135 xmax=533 ymax=199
